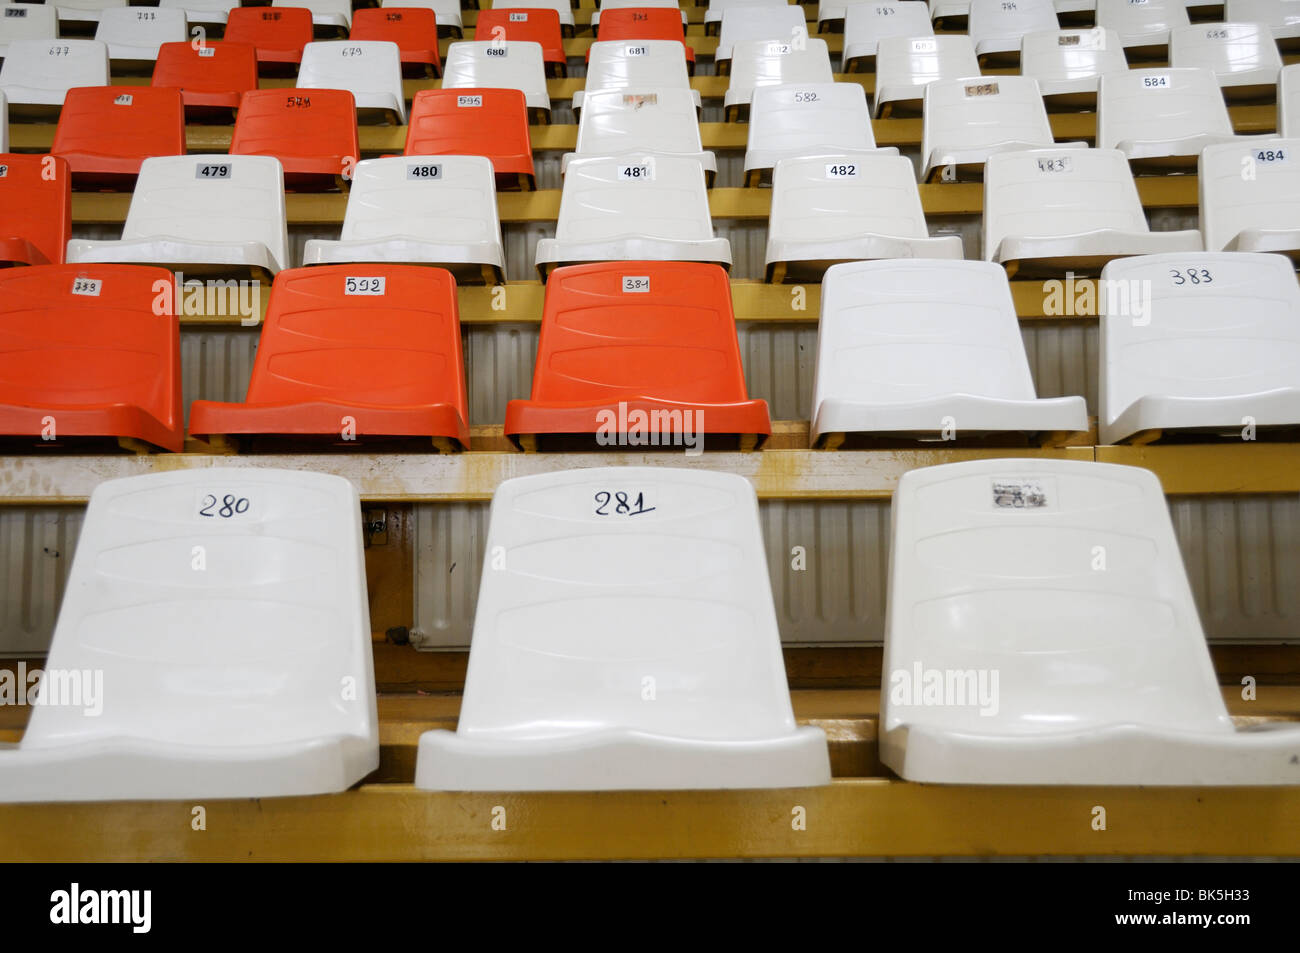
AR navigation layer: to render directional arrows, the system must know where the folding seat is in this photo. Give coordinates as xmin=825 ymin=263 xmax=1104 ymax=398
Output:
xmin=766 ymin=154 xmax=964 ymax=281
xmin=54 ymin=0 xmax=127 ymax=30
xmin=0 ymin=39 xmax=109 ymax=117
xmin=968 ymin=0 xmax=1059 ymax=63
xmin=0 ymin=3 xmax=59 ymax=59
xmin=881 ymin=457 xmax=1300 ymax=785
xmin=1170 ymin=22 xmax=1283 ymax=100
xmin=350 ymin=7 xmax=441 ymax=78
xmin=415 ymin=466 xmax=829 ymax=791
xmin=151 ymin=41 xmax=258 ymax=123
xmin=230 ymin=88 xmax=360 ymax=191
xmin=301 ymin=155 xmax=506 ymax=283
xmin=723 ymin=37 xmax=834 ymax=120
xmin=94 ymin=7 xmax=187 ymax=70
xmin=405 ymin=88 xmax=535 ymax=190
xmin=705 ymin=0 xmax=790 ymax=34
xmin=1096 ymin=67 xmax=1242 ymax=170
xmin=1283 ymin=62 xmax=1300 ymax=136
xmin=1020 ymin=27 xmax=1129 ymax=109
xmin=441 ymin=40 xmax=551 ymax=121
xmin=842 ymin=1 xmax=934 ymax=74
xmin=565 ymin=87 xmax=716 ymax=180
xmin=497 ymin=0 xmax=575 ymax=36
xmin=715 ymin=5 xmax=808 ymax=70
xmin=157 ymin=0 xmax=241 ymax=29
xmin=744 ymin=81 xmax=892 ymax=186
xmin=474 ymin=9 xmax=566 ymax=77
xmin=223 ymin=6 xmax=315 ymax=71
xmin=65 ymin=155 xmax=289 ymax=281
xmin=592 ymin=7 xmax=695 ymax=71
xmin=534 ymin=156 xmax=732 ymax=276
xmin=921 ymin=76 xmax=1081 ymax=182
xmin=1226 ymin=0 xmax=1300 ymax=48
xmin=189 ymin=265 xmax=469 ymax=451
xmin=0 ymin=264 xmax=182 ymax=452
xmin=983 ymin=148 xmax=1202 ymax=277
xmin=1095 ymin=0 xmax=1189 ymax=54
xmin=872 ymin=34 xmax=979 ymax=117
xmin=0 ymin=153 xmax=71 ymax=267
xmin=52 ymin=86 xmax=185 ymax=189
xmin=1099 ymin=251 xmax=1300 ymax=444
xmin=505 ymin=262 xmax=770 ymax=449
xmin=382 ymin=0 xmax=463 ymax=39
xmin=298 ymin=40 xmax=408 ymax=125
xmin=575 ymin=39 xmax=699 ymax=112
xmin=1200 ymin=140 xmax=1300 ymax=257
xmin=272 ymin=0 xmax=351 ymax=37
xmin=591 ymin=0 xmax=686 ymax=32
xmin=809 ymin=260 xmax=1087 ymax=446
xmin=0 ymin=467 xmax=381 ymax=802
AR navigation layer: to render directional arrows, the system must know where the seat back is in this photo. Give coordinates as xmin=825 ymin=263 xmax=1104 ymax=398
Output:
xmin=726 ymin=37 xmax=835 ymax=105
xmin=52 ymin=85 xmax=186 ymax=180
xmin=297 ymin=39 xmax=406 ymax=119
xmin=223 ymin=6 xmax=314 ymax=63
xmin=554 ymin=154 xmax=718 ymax=243
xmin=575 ymin=87 xmax=706 ymax=158
xmin=716 ymin=5 xmax=807 ymax=62
xmin=1170 ymin=21 xmax=1283 ymax=81
xmin=0 ymin=153 xmax=72 ymax=265
xmin=230 ymin=87 xmax=360 ymax=181
xmin=585 ymin=39 xmax=693 ymax=94
xmin=843 ymin=1 xmax=935 ymax=60
xmin=441 ymin=40 xmax=550 ymax=111
xmin=968 ymin=0 xmax=1059 ymax=52
xmin=1096 ymin=0 xmax=1190 ymax=46
xmin=151 ymin=40 xmax=260 ymax=101
xmin=1200 ymin=139 xmax=1300 ymax=250
xmin=0 ymin=38 xmax=110 ymax=103
xmin=350 ymin=7 xmax=441 ymax=74
xmin=474 ymin=8 xmax=565 ymax=65
xmin=0 ymin=3 xmax=59 ymax=56
xmin=922 ymin=75 xmax=1055 ymax=163
xmin=746 ymin=81 xmax=878 ymax=167
xmin=94 ymin=6 xmax=187 ymax=60
xmin=405 ymin=87 xmax=535 ymax=184
xmin=340 ymin=154 xmax=502 ymax=249
xmin=1020 ymin=27 xmax=1129 ymax=86
xmin=1096 ymin=66 xmax=1234 ymax=151
xmin=770 ymin=152 xmax=932 ymax=244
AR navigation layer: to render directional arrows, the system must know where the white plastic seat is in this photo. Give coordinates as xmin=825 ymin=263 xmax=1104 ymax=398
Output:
xmin=414 ymin=467 xmax=832 ymax=791
xmin=881 ymin=457 xmax=1300 ymax=785
xmin=1096 ymin=67 xmax=1244 ymax=169
xmin=1096 ymin=0 xmax=1189 ymax=52
xmin=0 ymin=39 xmax=110 ymax=113
xmin=94 ymin=7 xmax=187 ymax=67
xmin=65 ymin=155 xmax=290 ymax=280
xmin=0 ymin=3 xmax=59 ymax=59
xmin=0 ymin=468 xmax=380 ymax=803
xmin=968 ymin=0 xmax=1059 ymax=60
xmin=55 ymin=0 xmax=126 ymax=27
xmin=921 ymin=75 xmax=1083 ymax=182
xmin=842 ymin=1 xmax=934 ymax=73
xmin=928 ymin=0 xmax=971 ymax=26
xmin=442 ymin=40 xmax=551 ymax=118
xmin=1100 ymin=251 xmax=1300 ymax=443
xmin=576 ymin=40 xmax=700 ymax=112
xmin=564 ymin=87 xmax=716 ymax=179
xmin=506 ymin=0 xmax=576 ymax=32
xmin=815 ymin=0 xmax=851 ymax=31
xmin=302 ymin=155 xmax=506 ymax=283
xmin=744 ymin=81 xmax=896 ymax=185
xmin=1170 ymin=22 xmax=1283 ymax=98
xmin=157 ymin=0 xmax=240 ymax=27
xmin=534 ymin=154 xmax=731 ymax=275
xmin=299 ymin=40 xmax=407 ymax=125
xmin=273 ymin=0 xmax=351 ymax=31
xmin=872 ymin=34 xmax=979 ymax=116
xmin=810 ymin=260 xmax=1088 ymax=445
xmin=1282 ymin=62 xmax=1300 ymax=136
xmin=984 ymin=147 xmax=1202 ymax=276
xmin=723 ymin=37 xmax=835 ymax=119
xmin=591 ymin=0 xmax=686 ymax=30
xmin=1200 ymin=139 xmax=1300 ymax=257
xmin=716 ymin=5 xmax=808 ymax=65
xmin=1225 ymin=0 xmax=1300 ymax=44
xmin=1020 ymin=27 xmax=1129 ymax=107
xmin=766 ymin=153 xmax=965 ymax=281
xmin=382 ymin=0 xmax=462 ymax=38
xmin=705 ymin=0 xmax=791 ymax=31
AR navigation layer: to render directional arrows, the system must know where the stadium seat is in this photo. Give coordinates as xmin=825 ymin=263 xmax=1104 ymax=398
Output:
xmin=151 ymin=41 xmax=259 ymax=122
xmin=921 ymin=75 xmax=1081 ymax=182
xmin=872 ymin=34 xmax=980 ymax=117
xmin=223 ymin=7 xmax=315 ymax=71
xmin=54 ymin=0 xmax=126 ymax=29
xmin=715 ymin=5 xmax=808 ymax=69
xmin=1096 ymin=0 xmax=1189 ymax=54
xmin=1200 ymin=139 xmax=1300 ymax=257
xmin=301 ymin=155 xmax=506 ymax=283
xmin=350 ymin=8 xmax=441 ymax=78
xmin=506 ymin=262 xmax=770 ymax=448
xmin=880 ymin=458 xmax=1300 ymax=785
xmin=94 ymin=7 xmax=187 ymax=70
xmin=816 ymin=0 xmax=853 ymax=33
xmin=1099 ymin=251 xmax=1300 ymax=444
xmin=1096 ymin=67 xmax=1242 ymax=170
xmin=842 ymin=1 xmax=934 ymax=74
xmin=592 ymin=8 xmax=695 ymax=71
xmin=298 ymin=40 xmax=408 ymax=125
xmin=230 ymin=88 xmax=360 ymax=191
xmin=744 ymin=81 xmax=893 ymax=186
xmin=474 ymin=9 xmax=566 ymax=77
xmin=766 ymin=154 xmax=965 ymax=281
xmin=705 ymin=0 xmax=790 ymax=34
xmin=1020 ymin=27 xmax=1129 ymax=109
xmin=809 ymin=260 xmax=1088 ymax=446
xmin=65 ymin=155 xmax=289 ymax=281
xmin=0 ymin=3 xmax=58 ymax=59
xmin=0 ymin=39 xmax=109 ymax=117
xmin=576 ymin=39 xmax=700 ymax=112
xmin=52 ymin=86 xmax=186 ymax=189
xmin=498 ymin=0 xmax=575 ymax=36
xmin=189 ymin=265 xmax=470 ymax=451
xmin=929 ymin=0 xmax=972 ymax=29
xmin=1170 ymin=22 xmax=1283 ymax=100
xmin=1282 ymin=62 xmax=1300 ymax=136
xmin=157 ymin=0 xmax=240 ymax=28
xmin=383 ymin=0 xmax=462 ymax=39
xmin=565 ymin=87 xmax=716 ymax=180
xmin=405 ymin=88 xmax=535 ymax=190
xmin=0 ymin=264 xmax=182 ymax=452
xmin=441 ymin=40 xmax=551 ymax=121
xmin=534 ymin=155 xmax=732 ymax=277
xmin=591 ymin=0 xmax=686 ymax=32
xmin=1226 ymin=0 xmax=1300 ymax=48
xmin=968 ymin=0 xmax=1059 ymax=63
xmin=0 ymin=468 xmax=380 ymax=801
xmin=724 ymin=37 xmax=835 ymax=120
xmin=983 ymin=148 xmax=1202 ymax=276
xmin=0 ymin=153 xmax=72 ymax=267
xmin=273 ymin=0 xmax=350 ymax=37
xmin=414 ymin=466 xmax=829 ymax=791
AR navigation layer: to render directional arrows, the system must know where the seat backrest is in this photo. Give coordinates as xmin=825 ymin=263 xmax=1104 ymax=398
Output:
xmin=499 ymin=0 xmax=574 ymax=23
xmin=1095 ymin=66 xmax=1233 ymax=150
xmin=151 ymin=40 xmax=260 ymax=96
xmin=230 ymin=88 xmax=359 ymax=170
xmin=968 ymin=0 xmax=1059 ymax=49
xmin=297 ymin=40 xmax=405 ymax=108
xmin=596 ymin=7 xmax=690 ymax=46
xmin=0 ymin=3 xmax=59 ymax=54
xmin=340 ymin=154 xmax=502 ymax=247
xmin=770 ymin=152 xmax=932 ymax=244
xmin=726 ymin=37 xmax=835 ymax=102
xmin=349 ymin=7 xmax=441 ymax=70
xmin=844 ymin=1 xmax=934 ymax=58
xmin=1282 ymin=62 xmax=1300 ymax=137
xmin=585 ymin=39 xmax=693 ymax=93
xmin=1170 ymin=21 xmax=1283 ymax=78
xmin=404 ymin=87 xmax=534 ymax=179
xmin=0 ymin=153 xmax=72 ymax=265
xmin=223 ymin=6 xmax=314 ymax=59
xmin=1200 ymin=139 xmax=1300 ymax=250
xmin=747 ymin=81 xmax=878 ymax=161
xmin=922 ymin=75 xmax=1054 ymax=154
xmin=1225 ymin=0 xmax=1300 ymax=30
xmin=554 ymin=154 xmax=718 ymax=243
xmin=272 ymin=0 xmax=352 ymax=28
xmin=716 ymin=5 xmax=807 ymax=61
xmin=475 ymin=8 xmax=565 ymax=62
xmin=575 ymin=87 xmax=706 ymax=157
xmin=94 ymin=6 xmax=187 ymax=58
xmin=1020 ymin=27 xmax=1129 ymax=84
xmin=52 ymin=85 xmax=186 ymax=169
xmin=441 ymin=40 xmax=549 ymax=109
xmin=0 ymin=38 xmax=110 ymax=98
xmin=1096 ymin=0 xmax=1190 ymax=44
xmin=875 ymin=34 xmax=981 ymax=95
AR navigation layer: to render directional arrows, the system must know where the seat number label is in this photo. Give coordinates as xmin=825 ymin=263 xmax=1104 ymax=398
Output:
xmin=1255 ymin=148 xmax=1287 ymax=163
xmin=793 ymin=90 xmax=819 ymax=103
xmin=197 ymin=163 xmax=231 ymax=179
xmin=1036 ymin=156 xmax=1071 ymax=172
xmin=71 ymin=278 xmax=102 ymax=297
xmin=407 ymin=163 xmax=442 ymax=179
xmin=458 ymin=95 xmax=483 ymax=107
xmin=510 ymin=11 xmax=528 ymax=20
xmin=114 ymin=94 xmax=134 ymax=106
xmin=964 ymin=82 xmax=999 ymax=96
xmin=342 ymin=46 xmax=364 ymax=57
xmin=622 ymin=276 xmax=650 ymax=292
xmin=485 ymin=46 xmax=508 ymax=57
xmin=0 ymin=166 xmax=7 ymax=178
xmin=198 ymin=493 xmax=251 ymax=518
xmin=594 ymin=491 xmax=655 ymax=516
xmin=765 ymin=42 xmax=793 ymax=54
xmin=619 ymin=164 xmax=652 ymax=179
xmin=911 ymin=38 xmax=937 ymax=52
xmin=825 ymin=163 xmax=857 ymax=178
xmin=345 ymin=276 xmax=386 ymax=295
xmin=4 ymin=8 xmax=27 ymax=17
xmin=1142 ymin=75 xmax=1169 ymax=88
xmin=1169 ymin=268 xmax=1213 ymax=285
xmin=626 ymin=45 xmax=649 ymax=55
xmin=992 ymin=480 xmax=1047 ymax=508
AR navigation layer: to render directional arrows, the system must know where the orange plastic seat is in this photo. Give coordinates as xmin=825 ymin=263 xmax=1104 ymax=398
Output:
xmin=350 ymin=8 xmax=442 ymax=78
xmin=0 ymin=264 xmax=182 ymax=452
xmin=505 ymin=262 xmax=771 ymax=450
xmin=0 ymin=155 xmax=72 ymax=267
xmin=51 ymin=86 xmax=186 ymax=190
xmin=189 ymin=265 xmax=469 ymax=451
xmin=405 ymin=87 xmax=535 ymax=190
xmin=223 ymin=7 xmax=314 ymax=71
xmin=474 ymin=9 xmax=567 ymax=76
xmin=151 ymin=41 xmax=260 ymax=121
xmin=593 ymin=8 xmax=695 ymax=70
xmin=230 ymin=88 xmax=359 ymax=191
